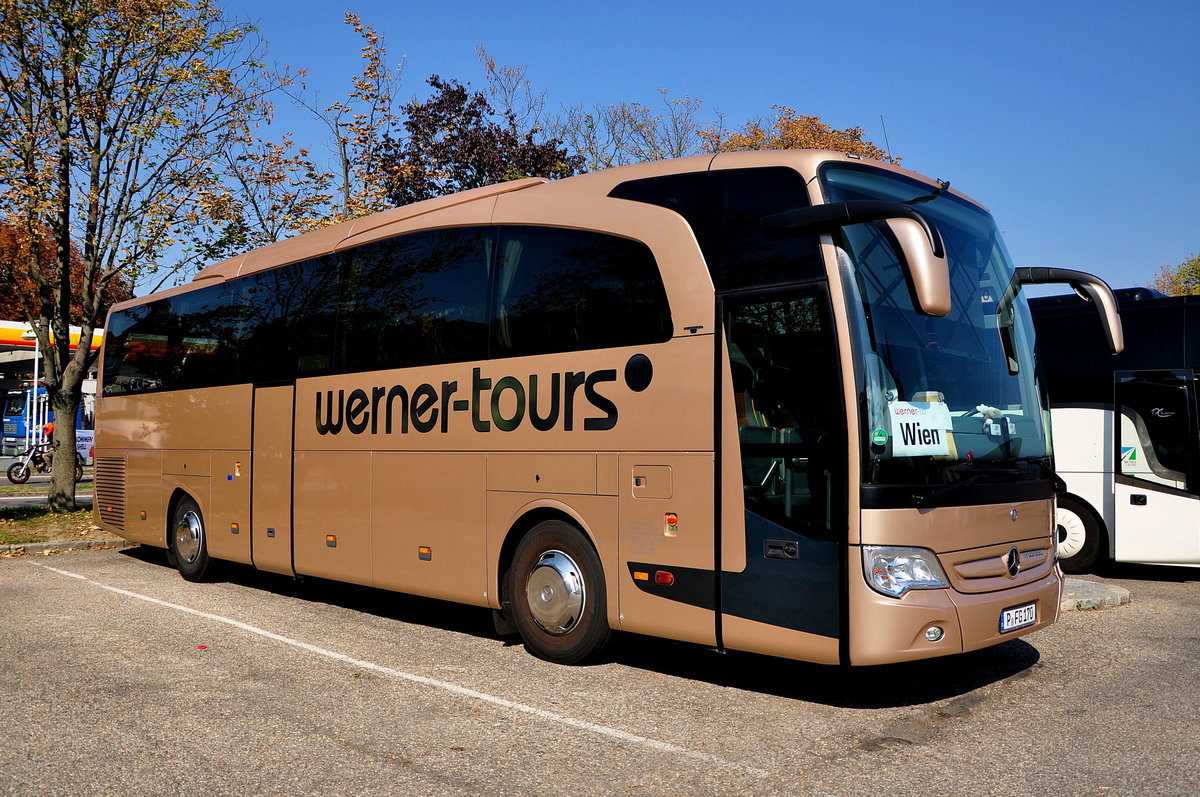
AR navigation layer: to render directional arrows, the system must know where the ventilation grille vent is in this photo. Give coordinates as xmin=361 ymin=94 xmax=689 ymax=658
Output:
xmin=94 ymin=457 xmax=126 ymax=532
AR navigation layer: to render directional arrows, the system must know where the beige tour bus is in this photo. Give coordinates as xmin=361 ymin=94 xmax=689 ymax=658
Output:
xmin=93 ymin=150 xmax=1122 ymax=666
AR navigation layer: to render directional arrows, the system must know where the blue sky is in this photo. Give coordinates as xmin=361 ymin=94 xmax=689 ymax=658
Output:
xmin=235 ymin=0 xmax=1200 ymax=292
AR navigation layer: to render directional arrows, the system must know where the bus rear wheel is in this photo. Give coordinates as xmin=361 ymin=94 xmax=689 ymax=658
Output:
xmin=171 ymin=496 xmax=212 ymax=582
xmin=508 ymin=520 xmax=610 ymax=665
xmin=1056 ymin=495 xmax=1103 ymax=574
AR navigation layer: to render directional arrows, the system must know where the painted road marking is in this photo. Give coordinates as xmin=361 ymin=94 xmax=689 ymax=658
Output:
xmin=39 ymin=564 xmax=768 ymax=778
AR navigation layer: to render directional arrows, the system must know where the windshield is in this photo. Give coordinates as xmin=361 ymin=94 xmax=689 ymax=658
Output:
xmin=3 ymin=392 xmax=26 ymax=417
xmin=820 ymin=164 xmax=1050 ymax=497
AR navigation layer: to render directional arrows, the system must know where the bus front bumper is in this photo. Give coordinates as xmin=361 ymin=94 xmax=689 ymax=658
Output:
xmin=847 ymin=565 xmax=1062 ymax=666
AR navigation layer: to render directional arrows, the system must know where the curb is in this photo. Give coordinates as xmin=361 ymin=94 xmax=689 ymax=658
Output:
xmin=0 ymin=536 xmax=127 ymax=556
xmin=1060 ymin=577 xmax=1131 ymax=612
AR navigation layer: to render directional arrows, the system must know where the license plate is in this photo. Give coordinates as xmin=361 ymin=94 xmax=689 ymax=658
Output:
xmin=1000 ymin=602 xmax=1037 ymax=632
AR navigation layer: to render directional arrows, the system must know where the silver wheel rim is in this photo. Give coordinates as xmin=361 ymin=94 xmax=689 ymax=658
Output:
xmin=525 ymin=550 xmax=585 ymax=636
xmin=1056 ymin=507 xmax=1087 ymax=559
xmin=175 ymin=510 xmax=203 ymax=564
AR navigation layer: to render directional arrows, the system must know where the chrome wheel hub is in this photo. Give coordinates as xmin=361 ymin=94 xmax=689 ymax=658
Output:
xmin=175 ymin=510 xmax=203 ymax=564
xmin=525 ymin=550 xmax=585 ymax=636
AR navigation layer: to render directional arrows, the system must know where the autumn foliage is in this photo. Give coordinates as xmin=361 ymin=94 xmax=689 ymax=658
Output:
xmin=708 ymin=105 xmax=898 ymax=163
xmin=1149 ymin=253 xmax=1200 ymax=296
xmin=1 ymin=0 xmax=271 ymax=509
xmin=0 ymin=223 xmax=133 ymax=323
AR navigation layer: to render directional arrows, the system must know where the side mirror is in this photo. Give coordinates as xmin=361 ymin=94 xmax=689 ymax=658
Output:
xmin=762 ymin=200 xmax=950 ymax=317
xmin=1016 ymin=267 xmax=1124 ymax=354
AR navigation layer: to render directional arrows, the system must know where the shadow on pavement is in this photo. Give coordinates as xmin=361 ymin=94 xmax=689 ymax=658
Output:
xmin=121 ymin=545 xmax=1040 ymax=708
xmin=1098 ymin=561 xmax=1199 ymax=584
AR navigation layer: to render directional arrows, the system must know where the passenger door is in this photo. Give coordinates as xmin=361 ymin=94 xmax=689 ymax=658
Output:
xmin=718 ymin=284 xmax=847 ymax=658
xmin=1113 ymin=370 xmax=1200 ymax=564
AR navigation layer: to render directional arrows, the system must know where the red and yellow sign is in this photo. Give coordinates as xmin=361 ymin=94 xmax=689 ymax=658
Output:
xmin=0 ymin=320 xmax=103 ymax=351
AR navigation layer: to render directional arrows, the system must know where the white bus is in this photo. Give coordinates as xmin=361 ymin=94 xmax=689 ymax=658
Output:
xmin=1032 ymin=288 xmax=1200 ymax=571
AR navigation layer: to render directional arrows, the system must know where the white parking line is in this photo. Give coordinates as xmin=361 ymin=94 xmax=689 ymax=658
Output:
xmin=39 ymin=563 xmax=768 ymax=779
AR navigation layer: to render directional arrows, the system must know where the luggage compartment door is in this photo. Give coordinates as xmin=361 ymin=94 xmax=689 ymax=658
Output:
xmin=252 ymin=385 xmax=295 ymax=575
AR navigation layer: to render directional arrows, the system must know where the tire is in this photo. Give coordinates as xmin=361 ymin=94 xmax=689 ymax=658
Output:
xmin=508 ymin=520 xmax=610 ymax=665
xmin=171 ymin=496 xmax=212 ymax=582
xmin=1056 ymin=495 xmax=1104 ymax=574
xmin=6 ymin=461 xmax=30 ymax=484
xmin=74 ymin=457 xmax=84 ymax=483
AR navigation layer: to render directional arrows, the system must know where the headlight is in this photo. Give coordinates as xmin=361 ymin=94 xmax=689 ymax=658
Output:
xmin=862 ymin=545 xmax=950 ymax=597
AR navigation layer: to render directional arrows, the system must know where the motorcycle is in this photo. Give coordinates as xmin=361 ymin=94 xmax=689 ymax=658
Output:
xmin=6 ymin=442 xmax=84 ymax=484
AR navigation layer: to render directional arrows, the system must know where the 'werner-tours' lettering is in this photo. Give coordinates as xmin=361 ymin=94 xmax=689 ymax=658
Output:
xmin=315 ymin=365 xmax=624 ymax=436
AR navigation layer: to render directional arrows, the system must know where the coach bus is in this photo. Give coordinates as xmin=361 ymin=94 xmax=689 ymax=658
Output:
xmin=1032 ymin=288 xmax=1200 ymax=572
xmin=93 ymin=151 xmax=1121 ymax=666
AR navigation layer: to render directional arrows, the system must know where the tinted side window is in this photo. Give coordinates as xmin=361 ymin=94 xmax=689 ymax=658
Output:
xmin=1031 ymin=299 xmax=1188 ymax=406
xmin=492 ymin=227 xmax=671 ymax=357
xmin=103 ymin=301 xmax=172 ymax=395
xmin=608 ymin=167 xmax=821 ymax=290
xmin=102 ymin=255 xmax=342 ymax=395
xmin=725 ymin=287 xmax=845 ymax=540
xmin=236 ymin=255 xmax=342 ymax=381
xmin=170 ymin=281 xmax=244 ymax=389
xmin=103 ymin=281 xmax=241 ymax=395
xmin=1116 ymin=370 xmax=1196 ymax=491
xmin=338 ymin=227 xmax=491 ymax=371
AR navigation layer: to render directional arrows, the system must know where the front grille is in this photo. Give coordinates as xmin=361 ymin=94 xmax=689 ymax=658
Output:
xmin=94 ymin=457 xmax=127 ymax=532
xmin=938 ymin=539 xmax=1054 ymax=594
xmin=2 ymin=422 xmax=16 ymax=435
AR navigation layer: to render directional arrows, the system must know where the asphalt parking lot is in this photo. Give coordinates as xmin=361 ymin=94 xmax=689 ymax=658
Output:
xmin=2 ymin=547 xmax=1197 ymax=796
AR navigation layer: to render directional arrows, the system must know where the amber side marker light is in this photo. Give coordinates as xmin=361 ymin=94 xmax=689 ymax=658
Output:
xmin=326 ymin=535 xmax=337 ymax=548
xmin=230 ymin=523 xmax=240 ymax=535
xmin=665 ymin=512 xmax=678 ymax=529
xmin=633 ymin=571 xmax=649 ymax=581
xmin=418 ymin=546 xmax=432 ymax=561
xmin=139 ymin=511 xmax=147 ymax=521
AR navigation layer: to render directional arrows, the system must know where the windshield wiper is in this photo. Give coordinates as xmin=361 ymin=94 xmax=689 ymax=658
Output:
xmin=910 ymin=459 xmax=1025 ymax=508
xmin=910 ymin=455 xmax=1059 ymax=508
xmin=904 ymin=179 xmax=950 ymax=206
xmin=913 ymin=472 xmax=981 ymax=508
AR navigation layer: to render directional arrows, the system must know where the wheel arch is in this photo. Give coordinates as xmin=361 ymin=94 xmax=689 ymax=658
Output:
xmin=164 ymin=487 xmax=200 ymax=549
xmin=1058 ymin=491 xmax=1108 ymax=539
xmin=496 ymin=503 xmax=602 ymax=611
xmin=1056 ymin=491 xmax=1109 ymax=569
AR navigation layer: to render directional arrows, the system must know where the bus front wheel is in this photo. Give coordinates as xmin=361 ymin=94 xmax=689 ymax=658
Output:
xmin=171 ymin=496 xmax=212 ymax=582
xmin=1056 ymin=495 xmax=1103 ymax=574
xmin=508 ymin=520 xmax=610 ymax=665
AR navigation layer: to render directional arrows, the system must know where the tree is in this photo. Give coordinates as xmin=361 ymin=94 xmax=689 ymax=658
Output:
xmin=285 ymin=13 xmax=401 ymax=222
xmin=477 ymin=46 xmax=548 ymax=138
xmin=554 ymin=93 xmax=896 ymax=171
xmin=1149 ymin=253 xmax=1200 ymax=296
xmin=554 ymin=89 xmax=717 ymax=172
xmin=0 ymin=222 xmax=132 ymax=321
xmin=194 ymin=134 xmax=334 ymax=263
xmin=0 ymin=0 xmax=274 ymax=510
xmin=703 ymin=105 xmax=899 ymax=163
xmin=377 ymin=75 xmax=581 ymax=206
